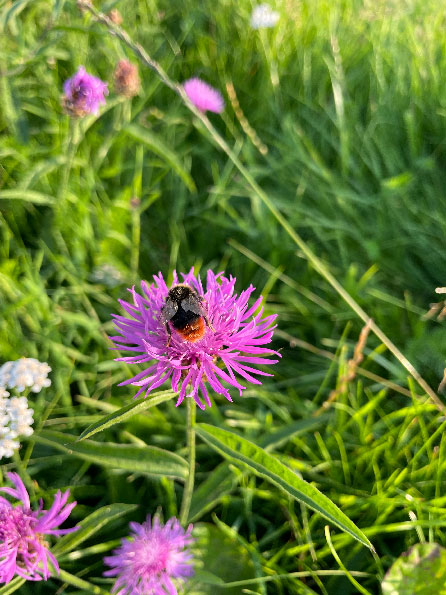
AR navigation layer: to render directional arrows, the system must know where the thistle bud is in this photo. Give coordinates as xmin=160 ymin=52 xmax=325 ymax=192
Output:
xmin=108 ymin=8 xmax=123 ymax=25
xmin=114 ymin=60 xmax=140 ymax=98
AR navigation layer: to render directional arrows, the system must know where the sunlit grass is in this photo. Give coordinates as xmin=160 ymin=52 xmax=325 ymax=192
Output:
xmin=1 ymin=0 xmax=446 ymax=592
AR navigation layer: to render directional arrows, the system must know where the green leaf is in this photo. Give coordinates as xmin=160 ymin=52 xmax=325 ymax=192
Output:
xmin=2 ymin=0 xmax=35 ymax=28
xmin=0 ymin=189 xmax=54 ymax=204
xmin=382 ymin=543 xmax=446 ymax=595
xmin=195 ymin=424 xmax=373 ymax=551
xmin=53 ymin=503 xmax=137 ymax=555
xmin=32 ymin=430 xmax=188 ymax=480
xmin=124 ymin=124 xmax=196 ymax=192
xmin=77 ymin=390 xmax=176 ymax=441
xmin=189 ymin=462 xmax=235 ymax=522
xmin=58 ymin=569 xmax=112 ymax=595
xmin=260 ymin=415 xmax=330 ymax=450
xmin=0 ymin=578 xmax=26 ymax=595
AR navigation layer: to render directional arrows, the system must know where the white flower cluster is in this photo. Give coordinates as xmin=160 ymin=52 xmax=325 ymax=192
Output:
xmin=0 ymin=387 xmax=34 ymax=460
xmin=251 ymin=4 xmax=280 ymax=29
xmin=0 ymin=358 xmax=51 ymax=393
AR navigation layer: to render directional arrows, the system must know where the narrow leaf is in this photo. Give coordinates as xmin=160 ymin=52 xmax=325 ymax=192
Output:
xmin=53 ymin=503 xmax=137 ymax=555
xmin=124 ymin=124 xmax=196 ymax=192
xmin=0 ymin=189 xmax=54 ymax=204
xmin=0 ymin=578 xmax=26 ymax=595
xmin=196 ymin=424 xmax=373 ymax=551
xmin=58 ymin=569 xmax=112 ymax=595
xmin=77 ymin=391 xmax=176 ymax=441
xmin=32 ymin=430 xmax=188 ymax=480
xmin=260 ymin=415 xmax=330 ymax=450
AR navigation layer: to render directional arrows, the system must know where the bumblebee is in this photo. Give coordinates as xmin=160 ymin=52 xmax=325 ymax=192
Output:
xmin=161 ymin=284 xmax=212 ymax=347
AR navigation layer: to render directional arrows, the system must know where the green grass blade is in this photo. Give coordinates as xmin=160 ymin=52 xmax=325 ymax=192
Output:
xmin=124 ymin=123 xmax=196 ymax=192
xmin=196 ymin=423 xmax=374 ymax=551
xmin=0 ymin=578 xmax=26 ymax=595
xmin=0 ymin=189 xmax=55 ymax=204
xmin=77 ymin=390 xmax=176 ymax=441
xmin=53 ymin=503 xmax=138 ymax=556
xmin=57 ymin=570 xmax=111 ymax=595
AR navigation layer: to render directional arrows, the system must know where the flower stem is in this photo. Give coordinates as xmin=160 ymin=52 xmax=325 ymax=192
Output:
xmin=55 ymin=117 xmax=80 ymax=254
xmin=180 ymin=397 xmax=196 ymax=526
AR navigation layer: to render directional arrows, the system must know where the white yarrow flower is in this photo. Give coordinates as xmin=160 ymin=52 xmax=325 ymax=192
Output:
xmin=8 ymin=397 xmax=35 ymax=437
xmin=0 ymin=390 xmax=34 ymax=460
xmin=0 ymin=358 xmax=51 ymax=393
xmin=251 ymin=4 xmax=280 ymax=29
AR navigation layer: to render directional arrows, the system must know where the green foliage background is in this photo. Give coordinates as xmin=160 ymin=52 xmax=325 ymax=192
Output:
xmin=1 ymin=0 xmax=446 ymax=593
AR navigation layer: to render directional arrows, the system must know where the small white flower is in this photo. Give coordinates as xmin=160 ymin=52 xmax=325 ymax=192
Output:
xmin=0 ymin=358 xmax=51 ymax=393
xmin=8 ymin=397 xmax=34 ymax=437
xmin=0 ymin=391 xmax=34 ymax=460
xmin=0 ymin=437 xmax=19 ymax=460
xmin=251 ymin=4 xmax=280 ymax=29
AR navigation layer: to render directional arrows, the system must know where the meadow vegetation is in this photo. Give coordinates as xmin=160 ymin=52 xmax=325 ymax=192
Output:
xmin=1 ymin=0 xmax=446 ymax=593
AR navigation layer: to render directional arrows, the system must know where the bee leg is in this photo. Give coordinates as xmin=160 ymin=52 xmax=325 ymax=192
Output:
xmin=165 ymin=322 xmax=172 ymax=348
xmin=199 ymin=298 xmax=215 ymax=332
xmin=203 ymin=314 xmax=215 ymax=332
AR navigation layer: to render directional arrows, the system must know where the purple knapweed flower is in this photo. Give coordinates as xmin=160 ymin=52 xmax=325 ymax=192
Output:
xmin=104 ymin=515 xmax=194 ymax=595
xmin=111 ymin=269 xmax=279 ymax=409
xmin=62 ymin=66 xmax=108 ymax=117
xmin=0 ymin=472 xmax=78 ymax=584
xmin=183 ymin=78 xmax=224 ymax=113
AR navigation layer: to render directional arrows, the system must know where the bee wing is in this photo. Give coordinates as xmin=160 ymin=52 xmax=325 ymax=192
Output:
xmin=161 ymin=299 xmax=178 ymax=322
xmin=181 ymin=296 xmax=203 ymax=315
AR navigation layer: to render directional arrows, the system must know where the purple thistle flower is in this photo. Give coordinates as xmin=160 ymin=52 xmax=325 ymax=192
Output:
xmin=0 ymin=472 xmax=78 ymax=584
xmin=104 ymin=515 xmax=194 ymax=595
xmin=62 ymin=66 xmax=108 ymax=117
xmin=183 ymin=78 xmax=225 ymax=113
xmin=111 ymin=269 xmax=280 ymax=410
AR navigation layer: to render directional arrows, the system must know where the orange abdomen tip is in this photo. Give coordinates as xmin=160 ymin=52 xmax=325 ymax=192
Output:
xmin=176 ymin=317 xmax=206 ymax=342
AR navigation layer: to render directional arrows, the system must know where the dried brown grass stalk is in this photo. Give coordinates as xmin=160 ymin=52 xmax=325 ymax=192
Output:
xmin=225 ymin=81 xmax=268 ymax=155
xmin=314 ymin=320 xmax=372 ymax=415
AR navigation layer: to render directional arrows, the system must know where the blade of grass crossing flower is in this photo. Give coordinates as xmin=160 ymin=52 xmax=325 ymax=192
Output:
xmin=58 ymin=569 xmax=112 ymax=595
xmin=0 ymin=578 xmax=26 ymax=595
xmin=53 ymin=503 xmax=138 ymax=555
xmin=77 ymin=391 xmax=176 ymax=441
xmin=196 ymin=424 xmax=374 ymax=551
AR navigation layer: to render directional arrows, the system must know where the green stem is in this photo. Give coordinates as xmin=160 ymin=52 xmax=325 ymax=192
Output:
xmin=58 ymin=118 xmax=80 ymax=202
xmin=130 ymin=204 xmax=140 ymax=280
xmin=179 ymin=397 xmax=196 ymax=526
xmin=55 ymin=118 xmax=80 ymax=253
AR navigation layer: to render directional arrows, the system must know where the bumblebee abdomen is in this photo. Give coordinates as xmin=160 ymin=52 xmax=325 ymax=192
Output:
xmin=174 ymin=316 xmax=205 ymax=342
